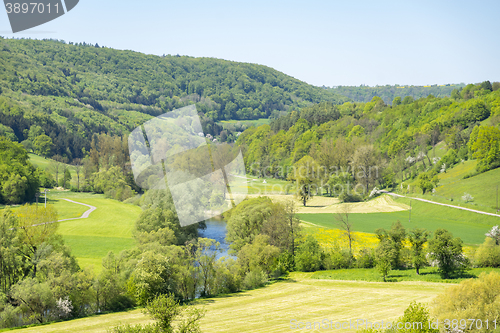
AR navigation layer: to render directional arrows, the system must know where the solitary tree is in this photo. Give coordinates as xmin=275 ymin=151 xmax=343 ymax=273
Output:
xmin=335 ymin=204 xmax=354 ymax=254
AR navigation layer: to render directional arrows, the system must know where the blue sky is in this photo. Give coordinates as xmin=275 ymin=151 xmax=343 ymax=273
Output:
xmin=1 ymin=0 xmax=499 ymax=87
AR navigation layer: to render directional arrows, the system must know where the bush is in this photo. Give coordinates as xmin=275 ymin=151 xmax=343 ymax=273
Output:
xmin=38 ymin=169 xmax=56 ymax=188
xmin=432 ymin=272 xmax=500 ymax=332
xmin=394 ymin=301 xmax=439 ymax=332
xmin=108 ymin=294 xmax=135 ymax=312
xmin=242 ymin=268 xmax=267 ymax=289
xmin=474 ymin=238 xmax=500 ymax=267
xmin=339 ymin=192 xmax=363 ymax=203
xmin=323 ymin=248 xmax=353 ymax=270
xmin=356 ymin=248 xmax=375 ymax=268
xmin=295 ymin=235 xmax=322 ymax=272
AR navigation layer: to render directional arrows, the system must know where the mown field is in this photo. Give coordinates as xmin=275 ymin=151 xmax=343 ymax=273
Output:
xmin=9 ymin=273 xmax=445 ymax=333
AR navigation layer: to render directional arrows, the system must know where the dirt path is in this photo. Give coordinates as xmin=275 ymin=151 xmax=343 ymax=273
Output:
xmin=381 ymin=190 xmax=500 ymax=218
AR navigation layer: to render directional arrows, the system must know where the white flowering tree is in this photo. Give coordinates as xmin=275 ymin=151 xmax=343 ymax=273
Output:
xmin=56 ymin=297 xmax=73 ymax=319
xmin=462 ymin=192 xmax=474 ymax=203
xmin=486 ymin=225 xmax=500 ymax=245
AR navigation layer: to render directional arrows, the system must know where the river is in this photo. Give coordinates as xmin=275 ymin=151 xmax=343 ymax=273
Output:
xmin=198 ymin=218 xmax=232 ymax=259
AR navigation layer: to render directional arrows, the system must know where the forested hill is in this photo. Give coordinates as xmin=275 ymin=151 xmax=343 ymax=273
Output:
xmin=0 ymin=37 xmax=348 ymax=121
xmin=327 ymin=84 xmax=468 ymax=104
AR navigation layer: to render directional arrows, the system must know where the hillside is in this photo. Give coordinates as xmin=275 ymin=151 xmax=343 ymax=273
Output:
xmin=0 ymin=37 xmax=350 ymax=161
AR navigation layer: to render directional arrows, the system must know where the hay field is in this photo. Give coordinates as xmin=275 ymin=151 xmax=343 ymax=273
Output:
xmin=11 ymin=273 xmax=444 ymax=333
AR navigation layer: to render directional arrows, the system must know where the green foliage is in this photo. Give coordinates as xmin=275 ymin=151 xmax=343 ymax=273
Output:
xmin=474 ymin=238 xmax=500 ymax=268
xmin=408 ymin=228 xmax=430 ymax=274
xmin=92 ymin=166 xmax=134 ymax=200
xmin=322 ymin=248 xmax=354 ymax=270
xmin=242 ymin=268 xmax=268 ymax=290
xmin=131 ymin=251 xmax=173 ymax=306
xmin=295 ymin=235 xmax=322 ymax=272
xmin=328 ymin=84 xmax=466 ymax=104
xmin=38 ymin=169 xmax=56 ymax=188
xmin=416 ymin=171 xmax=437 ymax=194
xmin=355 ymin=248 xmax=375 ymax=268
xmin=375 ymin=239 xmax=395 ymax=282
xmin=110 ymin=294 xmax=205 ymax=333
xmin=237 ymin=234 xmax=280 ymax=276
xmin=0 ymin=136 xmax=39 ymax=204
xmin=375 ymin=221 xmax=407 ymax=268
xmin=432 ymin=271 xmax=500 ymax=332
xmin=288 ymin=156 xmax=320 ymax=206
xmin=428 ymin=229 xmax=469 ymax=278
xmin=33 ymin=134 xmax=53 ymax=157
xmin=225 ymin=196 xmax=274 ymax=252
xmin=394 ymin=301 xmax=439 ymax=333
xmin=469 ymin=125 xmax=500 ymax=172
xmin=60 ymin=167 xmax=72 ymax=189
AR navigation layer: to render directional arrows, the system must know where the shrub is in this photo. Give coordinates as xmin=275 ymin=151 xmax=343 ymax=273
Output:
xmin=432 ymin=272 xmax=500 ymax=332
xmin=323 ymin=248 xmax=353 ymax=270
xmin=339 ymin=192 xmax=363 ymax=203
xmin=474 ymin=238 xmax=500 ymax=267
xmin=295 ymin=235 xmax=322 ymax=272
xmin=242 ymin=268 xmax=267 ymax=289
xmin=355 ymin=248 xmax=375 ymax=268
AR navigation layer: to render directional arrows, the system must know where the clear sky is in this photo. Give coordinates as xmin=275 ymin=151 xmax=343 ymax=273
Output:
xmin=1 ymin=0 xmax=499 ymax=87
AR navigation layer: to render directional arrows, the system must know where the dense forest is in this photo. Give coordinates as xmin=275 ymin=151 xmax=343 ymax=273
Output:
xmin=0 ymin=37 xmax=350 ymax=161
xmin=327 ymin=83 xmax=468 ymax=104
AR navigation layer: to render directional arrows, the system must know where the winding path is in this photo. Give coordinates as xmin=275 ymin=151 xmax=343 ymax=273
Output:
xmin=380 ymin=190 xmax=500 ymax=218
xmin=57 ymin=199 xmax=97 ymax=222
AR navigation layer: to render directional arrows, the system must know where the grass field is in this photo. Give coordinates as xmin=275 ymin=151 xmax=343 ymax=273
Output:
xmin=28 ymin=153 xmax=80 ymax=188
xmin=298 ymin=196 xmax=500 ymax=245
xmin=1 ymin=191 xmax=142 ymax=273
xmin=403 ymin=159 xmax=500 ymax=214
xmin=435 ymin=163 xmax=500 ymax=212
xmin=49 ymin=192 xmax=142 ymax=272
xmin=310 ymin=267 xmax=500 ymax=283
xmin=9 ymin=273 xmax=445 ymax=333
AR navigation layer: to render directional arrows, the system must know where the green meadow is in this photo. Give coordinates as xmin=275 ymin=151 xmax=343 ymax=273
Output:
xmin=52 ymin=192 xmax=141 ymax=272
xmin=1 ymin=190 xmax=142 ymax=273
xmin=298 ymin=196 xmax=500 ymax=245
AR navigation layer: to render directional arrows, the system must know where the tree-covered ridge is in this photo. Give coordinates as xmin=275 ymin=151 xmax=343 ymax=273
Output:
xmin=237 ymin=81 xmax=500 ymax=194
xmin=327 ymin=83 xmax=468 ymax=104
xmin=0 ymin=37 xmax=349 ymax=121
